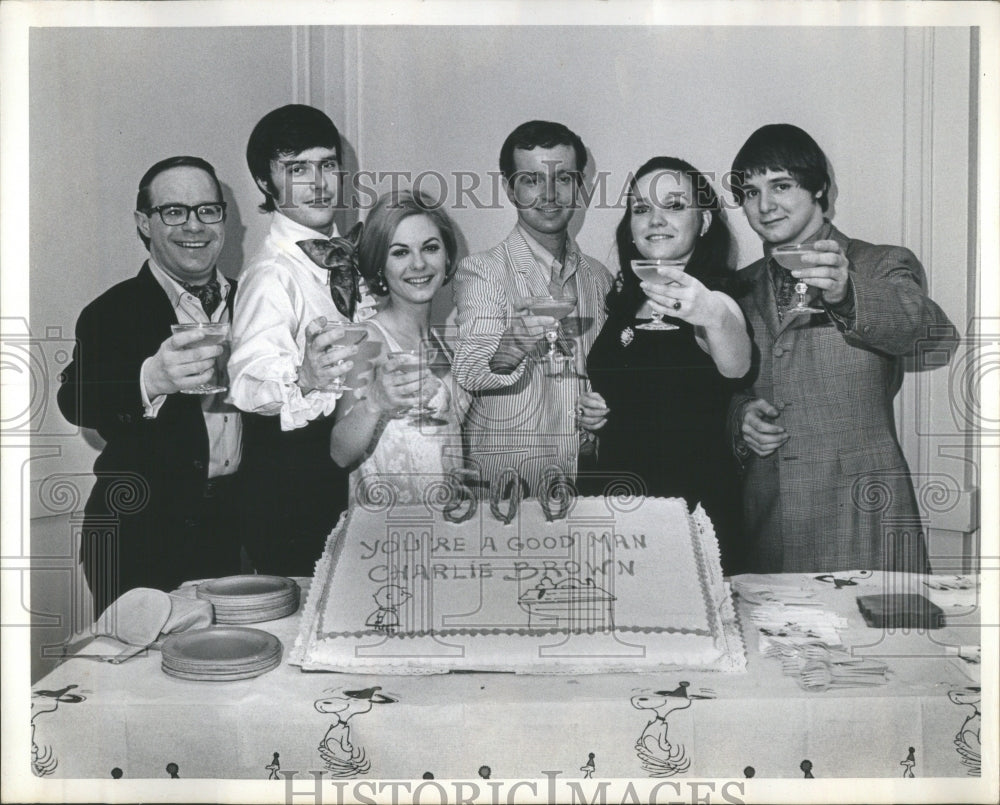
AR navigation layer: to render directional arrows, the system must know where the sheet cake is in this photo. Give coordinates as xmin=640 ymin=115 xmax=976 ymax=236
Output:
xmin=292 ymin=495 xmax=745 ymax=674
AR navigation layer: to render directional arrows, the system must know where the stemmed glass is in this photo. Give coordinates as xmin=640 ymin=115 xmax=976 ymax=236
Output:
xmin=516 ymin=293 xmax=578 ymax=376
xmin=771 ymin=243 xmax=824 ymax=315
xmin=316 ymin=322 xmax=370 ymax=393
xmin=170 ymin=322 xmax=230 ymax=395
xmin=631 ymin=259 xmax=685 ymax=331
xmin=385 ymin=348 xmax=449 ymax=427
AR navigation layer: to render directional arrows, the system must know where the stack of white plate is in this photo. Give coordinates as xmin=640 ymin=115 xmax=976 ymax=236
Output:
xmin=196 ymin=575 xmax=299 ymax=624
xmin=160 ymin=627 xmax=282 ymax=682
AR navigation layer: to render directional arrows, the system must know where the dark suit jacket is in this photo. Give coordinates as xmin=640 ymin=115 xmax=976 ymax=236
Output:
xmin=57 ymin=263 xmax=241 ymax=607
xmin=728 ymin=225 xmax=958 ymax=573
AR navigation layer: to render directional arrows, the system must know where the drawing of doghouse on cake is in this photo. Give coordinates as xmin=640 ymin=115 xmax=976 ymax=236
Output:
xmin=518 ymin=574 xmax=616 ymax=632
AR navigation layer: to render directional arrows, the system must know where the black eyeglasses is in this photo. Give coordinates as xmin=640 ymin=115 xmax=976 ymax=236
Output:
xmin=142 ymin=202 xmax=227 ymax=226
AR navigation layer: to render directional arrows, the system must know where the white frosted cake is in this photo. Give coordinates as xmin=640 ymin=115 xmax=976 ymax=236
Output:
xmin=292 ymin=495 xmax=745 ymax=674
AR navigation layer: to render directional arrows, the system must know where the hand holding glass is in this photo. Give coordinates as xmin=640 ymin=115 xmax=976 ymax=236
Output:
xmin=632 ymin=259 xmax=685 ymax=331
xmin=170 ymin=322 xmax=230 ymax=395
xmin=771 ymin=244 xmax=824 ymax=315
xmin=385 ymin=350 xmax=447 ymax=426
xmin=516 ymin=294 xmax=577 ymax=373
xmin=313 ymin=322 xmax=370 ymax=393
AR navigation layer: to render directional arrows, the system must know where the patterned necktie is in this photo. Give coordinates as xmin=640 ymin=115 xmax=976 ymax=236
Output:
xmin=181 ymin=278 xmax=222 ymax=316
xmin=768 ymin=257 xmax=796 ymax=322
xmin=297 ymin=234 xmax=362 ymax=320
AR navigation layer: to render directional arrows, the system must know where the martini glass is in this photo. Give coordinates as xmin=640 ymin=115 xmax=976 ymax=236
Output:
xmin=316 ymin=322 xmax=370 ymax=393
xmin=632 ymin=259 xmax=685 ymax=331
xmin=170 ymin=322 xmax=230 ymax=394
xmin=771 ymin=244 xmax=824 ymax=315
xmin=385 ymin=349 xmax=448 ymax=427
xmin=516 ymin=294 xmax=578 ymax=376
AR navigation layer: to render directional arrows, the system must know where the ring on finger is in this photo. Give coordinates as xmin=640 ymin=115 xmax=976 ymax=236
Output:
xmin=672 ymin=299 xmax=682 ymax=311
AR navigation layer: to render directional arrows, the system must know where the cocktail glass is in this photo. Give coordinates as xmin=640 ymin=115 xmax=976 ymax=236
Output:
xmin=385 ymin=349 xmax=448 ymax=427
xmin=517 ymin=294 xmax=578 ymax=375
xmin=170 ymin=322 xmax=230 ymax=395
xmin=631 ymin=259 xmax=685 ymax=331
xmin=771 ymin=244 xmax=825 ymax=315
xmin=316 ymin=322 xmax=370 ymax=393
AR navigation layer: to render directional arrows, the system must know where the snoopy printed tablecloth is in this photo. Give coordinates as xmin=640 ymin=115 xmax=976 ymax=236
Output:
xmin=29 ymin=572 xmax=983 ymax=781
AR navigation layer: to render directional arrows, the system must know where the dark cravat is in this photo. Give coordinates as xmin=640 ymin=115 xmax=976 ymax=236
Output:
xmin=768 ymin=257 xmax=796 ymax=322
xmin=181 ymin=278 xmax=222 ymax=316
xmin=297 ymin=237 xmax=361 ymax=320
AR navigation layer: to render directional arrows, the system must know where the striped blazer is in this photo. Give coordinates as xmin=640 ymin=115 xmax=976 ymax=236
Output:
xmin=453 ymin=227 xmax=613 ymax=495
xmin=729 ymin=224 xmax=958 ymax=573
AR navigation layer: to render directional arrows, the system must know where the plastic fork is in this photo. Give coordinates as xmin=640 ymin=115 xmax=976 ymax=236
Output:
xmin=797 ymin=659 xmax=889 ymax=692
xmin=800 ymin=644 xmax=863 ymax=664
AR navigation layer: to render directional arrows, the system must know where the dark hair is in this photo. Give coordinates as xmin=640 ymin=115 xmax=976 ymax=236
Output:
xmin=246 ymin=104 xmax=342 ymax=212
xmin=730 ymin=123 xmax=831 ymax=212
xmin=610 ymin=156 xmax=740 ymax=319
xmin=498 ymin=120 xmax=587 ymax=182
xmin=357 ymin=190 xmax=459 ymax=297
xmin=135 ymin=155 xmax=222 ymax=249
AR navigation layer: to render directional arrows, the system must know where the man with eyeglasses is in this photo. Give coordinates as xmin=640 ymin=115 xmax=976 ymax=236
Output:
xmin=58 ymin=156 xmax=243 ymax=614
xmin=727 ymin=123 xmax=957 ymax=574
xmin=453 ymin=120 xmax=612 ymax=498
xmin=228 ymin=104 xmax=376 ymax=576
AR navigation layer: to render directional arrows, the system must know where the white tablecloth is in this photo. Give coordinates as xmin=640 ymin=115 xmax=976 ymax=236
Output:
xmin=29 ymin=572 xmax=983 ymax=782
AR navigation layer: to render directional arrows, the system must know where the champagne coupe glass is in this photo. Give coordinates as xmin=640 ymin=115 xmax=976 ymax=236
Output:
xmin=385 ymin=349 xmax=448 ymax=427
xmin=516 ymin=293 xmax=578 ymax=376
xmin=771 ymin=243 xmax=824 ymax=315
xmin=632 ymin=259 xmax=685 ymax=331
xmin=317 ymin=322 xmax=370 ymax=394
xmin=170 ymin=322 xmax=230 ymax=395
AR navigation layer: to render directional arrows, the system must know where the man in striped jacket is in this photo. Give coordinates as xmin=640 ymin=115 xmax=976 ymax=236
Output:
xmin=453 ymin=120 xmax=612 ymax=498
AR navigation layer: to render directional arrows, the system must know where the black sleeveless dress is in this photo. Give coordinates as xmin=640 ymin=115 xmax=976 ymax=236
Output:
xmin=582 ymin=312 xmax=748 ymax=574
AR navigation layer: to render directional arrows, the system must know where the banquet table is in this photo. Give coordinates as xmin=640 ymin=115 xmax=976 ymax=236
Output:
xmin=29 ymin=571 xmax=983 ymax=782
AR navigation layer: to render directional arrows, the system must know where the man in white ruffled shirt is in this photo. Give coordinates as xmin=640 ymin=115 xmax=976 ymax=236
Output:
xmin=228 ymin=104 xmax=375 ymax=576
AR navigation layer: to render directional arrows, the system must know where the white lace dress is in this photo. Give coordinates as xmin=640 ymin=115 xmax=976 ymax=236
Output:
xmin=351 ymin=320 xmax=464 ymax=507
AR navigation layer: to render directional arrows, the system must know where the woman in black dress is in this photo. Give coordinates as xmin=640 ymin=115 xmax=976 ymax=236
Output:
xmin=582 ymin=156 xmax=752 ymax=572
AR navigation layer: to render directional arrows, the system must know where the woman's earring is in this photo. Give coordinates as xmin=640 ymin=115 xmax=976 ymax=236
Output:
xmin=375 ymin=271 xmax=389 ymax=295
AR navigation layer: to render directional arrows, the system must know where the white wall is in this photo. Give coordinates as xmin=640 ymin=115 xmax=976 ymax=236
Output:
xmin=349 ymin=25 xmax=911 ymax=271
